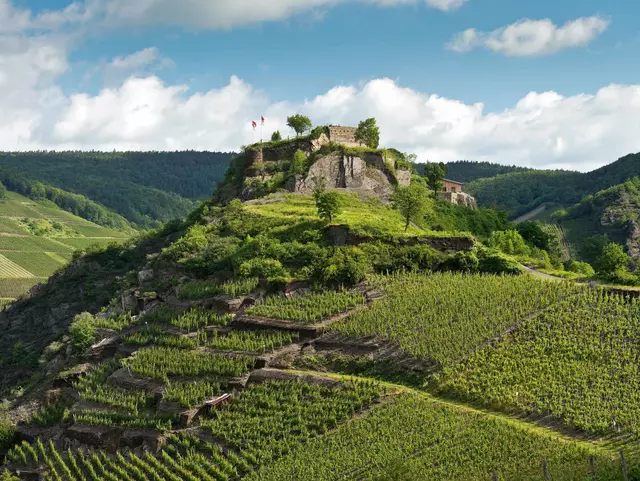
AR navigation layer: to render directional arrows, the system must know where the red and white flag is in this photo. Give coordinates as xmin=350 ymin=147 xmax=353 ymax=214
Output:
xmin=252 ymin=121 xmax=257 ymax=130
xmin=261 ymin=116 xmax=265 ymax=125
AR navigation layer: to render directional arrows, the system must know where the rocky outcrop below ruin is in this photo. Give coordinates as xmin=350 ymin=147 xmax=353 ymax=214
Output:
xmin=287 ymin=151 xmax=411 ymax=201
xmin=439 ymin=191 xmax=477 ymax=209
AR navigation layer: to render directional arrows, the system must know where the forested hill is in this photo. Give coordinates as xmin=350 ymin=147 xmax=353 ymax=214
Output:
xmin=0 ymin=151 xmax=233 ymax=227
xmin=466 ymin=153 xmax=640 ymax=218
xmin=444 ymin=161 xmax=533 ymax=183
xmin=412 ymin=161 xmax=531 ymax=183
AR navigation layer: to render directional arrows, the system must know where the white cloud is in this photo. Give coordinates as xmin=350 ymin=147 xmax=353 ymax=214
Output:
xmin=448 ymin=16 xmax=610 ymax=56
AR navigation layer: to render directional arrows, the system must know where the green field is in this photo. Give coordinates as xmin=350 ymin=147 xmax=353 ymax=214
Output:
xmin=0 ymin=191 xmax=130 ymax=300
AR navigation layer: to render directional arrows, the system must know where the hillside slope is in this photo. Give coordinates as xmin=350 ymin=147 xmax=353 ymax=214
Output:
xmin=0 ymin=151 xmax=233 ymax=226
xmin=466 ymin=153 xmax=640 ymax=218
xmin=0 ymin=191 xmax=130 ymax=302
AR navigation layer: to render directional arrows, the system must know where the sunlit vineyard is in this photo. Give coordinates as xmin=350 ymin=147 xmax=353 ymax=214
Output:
xmin=434 ymin=289 xmax=640 ymax=437
xmin=164 ymin=380 xmax=223 ymax=408
xmin=123 ymin=326 xmax=205 ymax=349
xmin=201 ymin=380 xmax=383 ymax=465
xmin=208 ymin=330 xmax=298 ymax=353
xmin=246 ymin=290 xmax=366 ymax=323
xmin=73 ymin=361 xmax=154 ymax=413
xmin=331 ymin=272 xmax=586 ymax=366
xmin=179 ymin=278 xmax=260 ymax=300
xmin=73 ymin=410 xmax=176 ymax=430
xmin=171 ymin=309 xmax=233 ymax=331
xmin=248 ymin=392 xmax=627 ymax=481
xmin=124 ymin=347 xmax=254 ymax=380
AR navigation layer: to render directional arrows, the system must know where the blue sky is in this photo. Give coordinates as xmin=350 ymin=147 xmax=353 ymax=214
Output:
xmin=1 ymin=0 xmax=639 ymax=170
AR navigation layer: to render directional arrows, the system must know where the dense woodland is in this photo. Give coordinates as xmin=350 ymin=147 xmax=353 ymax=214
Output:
xmin=466 ymin=153 xmax=640 ymax=218
xmin=0 ymin=151 xmax=233 ymax=227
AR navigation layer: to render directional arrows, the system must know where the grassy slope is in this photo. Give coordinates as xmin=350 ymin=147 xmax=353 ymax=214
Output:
xmin=0 ymin=192 xmax=129 ymax=299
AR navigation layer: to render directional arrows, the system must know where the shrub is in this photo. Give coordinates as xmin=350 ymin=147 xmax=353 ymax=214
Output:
xmin=443 ymin=251 xmax=479 ymax=272
xmin=316 ymin=248 xmax=370 ymax=286
xmin=239 ymin=258 xmax=287 ymax=279
xmin=566 ymin=260 xmax=595 ymax=277
xmin=68 ymin=312 xmax=97 ymax=353
xmin=595 ymin=243 xmax=630 ymax=276
xmin=0 ymin=417 xmax=15 ymax=453
xmin=486 ymin=230 xmax=530 ymax=256
xmin=476 ymin=248 xmax=523 ymax=275
xmin=162 ymin=224 xmax=213 ymax=261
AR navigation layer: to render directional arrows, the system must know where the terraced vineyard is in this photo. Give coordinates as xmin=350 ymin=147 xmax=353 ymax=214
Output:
xmin=0 ymin=191 xmax=129 ymax=302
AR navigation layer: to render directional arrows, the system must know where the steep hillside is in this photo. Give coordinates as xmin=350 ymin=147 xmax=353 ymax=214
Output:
xmin=0 ymin=191 xmax=130 ymax=302
xmin=466 ymin=153 xmax=640 ymax=218
xmin=412 ymin=160 xmax=532 ymax=183
xmin=0 ymin=151 xmax=233 ymax=227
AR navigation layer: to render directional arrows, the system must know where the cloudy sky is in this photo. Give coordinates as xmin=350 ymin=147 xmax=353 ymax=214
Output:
xmin=1 ymin=0 xmax=639 ymax=171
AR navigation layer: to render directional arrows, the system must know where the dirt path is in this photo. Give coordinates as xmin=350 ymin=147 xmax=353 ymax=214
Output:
xmin=513 ymin=204 xmax=549 ymax=223
xmin=522 ymin=265 xmax=565 ymax=281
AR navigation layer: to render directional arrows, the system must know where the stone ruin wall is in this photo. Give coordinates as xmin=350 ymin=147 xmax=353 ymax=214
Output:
xmin=328 ymin=126 xmax=360 ymax=148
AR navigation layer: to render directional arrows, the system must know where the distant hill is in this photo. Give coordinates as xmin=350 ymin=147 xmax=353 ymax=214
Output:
xmin=413 ymin=161 xmax=532 ymax=183
xmin=0 ymin=190 xmax=129 ymax=302
xmin=0 ymin=151 xmax=234 ymax=227
xmin=466 ymin=153 xmax=640 ymax=218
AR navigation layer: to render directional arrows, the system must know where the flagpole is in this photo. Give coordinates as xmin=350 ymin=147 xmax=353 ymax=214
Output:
xmin=261 ymin=115 xmax=264 ymax=144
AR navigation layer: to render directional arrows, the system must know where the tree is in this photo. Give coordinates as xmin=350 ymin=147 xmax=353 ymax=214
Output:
xmin=422 ymin=162 xmax=448 ymax=193
xmin=595 ymin=242 xmax=629 ymax=276
xmin=391 ymin=184 xmax=433 ymax=232
xmin=290 ymin=150 xmax=306 ymax=177
xmin=271 ymin=130 xmax=282 ymax=142
xmin=355 ymin=118 xmax=380 ymax=149
xmin=0 ymin=181 xmax=7 ymax=201
xmin=315 ymin=191 xmax=342 ymax=224
xmin=287 ymin=114 xmax=312 ymax=137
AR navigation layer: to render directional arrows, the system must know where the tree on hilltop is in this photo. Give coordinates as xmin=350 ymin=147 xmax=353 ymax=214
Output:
xmin=391 ymin=184 xmax=433 ymax=232
xmin=355 ymin=118 xmax=380 ymax=149
xmin=287 ymin=115 xmax=312 ymax=137
xmin=290 ymin=150 xmax=306 ymax=177
xmin=271 ymin=130 xmax=282 ymax=141
xmin=422 ymin=162 xmax=448 ymax=194
xmin=313 ymin=179 xmax=342 ymax=224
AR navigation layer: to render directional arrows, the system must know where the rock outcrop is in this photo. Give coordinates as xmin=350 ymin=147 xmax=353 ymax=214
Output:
xmin=439 ymin=191 xmax=477 ymax=209
xmin=287 ymin=151 xmax=411 ymax=201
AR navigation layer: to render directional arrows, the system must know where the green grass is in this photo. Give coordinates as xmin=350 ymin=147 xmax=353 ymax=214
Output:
xmin=0 ymin=254 xmax=34 ymax=278
xmin=248 ymin=392 xmax=625 ymax=481
xmin=3 ymin=252 xmax=64 ymax=278
xmin=0 ymin=192 xmax=44 ymax=218
xmin=55 ymin=237 xmax=123 ymax=250
xmin=245 ymin=194 xmax=430 ymax=239
xmin=434 ymin=289 xmax=640 ymax=438
xmin=331 ymin=272 xmax=586 ymax=367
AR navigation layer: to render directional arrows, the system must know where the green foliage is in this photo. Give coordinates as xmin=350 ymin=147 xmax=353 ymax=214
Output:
xmin=239 ymin=258 xmax=287 ymax=279
xmin=73 ymin=410 xmax=176 ymax=430
xmin=565 ymin=260 xmax=595 ymax=276
xmin=124 ymin=347 xmax=253 ymax=380
xmin=354 ymin=118 xmax=380 ymax=149
xmin=316 ymin=247 xmax=370 ymax=286
xmin=290 ymin=150 xmax=307 ymax=177
xmin=516 ymin=221 xmax=562 ymax=257
xmin=209 ymin=330 xmax=299 ymax=352
xmin=422 ymin=162 xmax=448 ymax=193
xmin=332 ymin=272 xmax=573 ymax=366
xmin=286 ymin=114 xmax=313 ymax=137
xmin=391 ymin=184 xmax=433 ymax=231
xmin=443 ymin=251 xmax=479 ymax=272
xmin=476 ymin=247 xmax=524 ymax=274
xmin=178 ymin=277 xmax=259 ymax=299
xmin=28 ymin=401 xmax=68 ymax=427
xmin=582 ymin=235 xmax=611 ymax=265
xmin=271 ymin=130 xmax=282 ymax=141
xmin=486 ymin=230 xmax=530 ymax=256
xmin=0 ymin=416 xmax=15 ymax=453
xmin=68 ymin=312 xmax=97 ymax=353
xmin=435 ymin=290 xmax=640 ymax=438
xmin=314 ymin=190 xmax=342 ymax=224
xmin=595 ymin=242 xmax=630 ymax=276
xmin=201 ymin=380 xmax=382 ymax=465
xmin=249 ymin=392 xmax=623 ymax=481
xmin=164 ymin=380 xmax=222 ymax=408
xmin=435 ymin=160 xmax=532 ymax=183
xmin=247 ymin=290 xmax=365 ymax=323
xmin=161 ymin=224 xmax=214 ymax=261
xmin=0 ymin=470 xmax=19 ymax=481
xmin=429 ymin=202 xmax=510 ymax=239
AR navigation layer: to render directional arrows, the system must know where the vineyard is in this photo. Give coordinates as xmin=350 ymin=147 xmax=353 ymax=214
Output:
xmin=433 ymin=289 xmax=640 ymax=438
xmin=178 ymin=278 xmax=260 ymax=300
xmin=246 ymin=290 xmax=366 ymax=323
xmin=331 ymin=272 xmax=586 ymax=366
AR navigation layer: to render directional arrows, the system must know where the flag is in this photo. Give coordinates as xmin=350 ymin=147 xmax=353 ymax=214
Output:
xmin=252 ymin=121 xmax=257 ymax=129
xmin=261 ymin=116 xmax=265 ymax=125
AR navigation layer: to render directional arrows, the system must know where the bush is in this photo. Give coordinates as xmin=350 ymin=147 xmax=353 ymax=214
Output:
xmin=443 ymin=251 xmax=479 ymax=272
xmin=487 ymin=230 xmax=530 ymax=256
xmin=595 ymin=243 xmax=630 ymax=276
xmin=162 ymin=224 xmax=214 ymax=261
xmin=184 ymin=236 xmax=240 ymax=274
xmin=0 ymin=417 xmax=15 ymax=453
xmin=68 ymin=312 xmax=97 ymax=353
xmin=238 ymin=258 xmax=287 ymax=279
xmin=316 ymin=247 xmax=371 ymax=286
xmin=476 ymin=248 xmax=523 ymax=275
xmin=566 ymin=260 xmax=595 ymax=277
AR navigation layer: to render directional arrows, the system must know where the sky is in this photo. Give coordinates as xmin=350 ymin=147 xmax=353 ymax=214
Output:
xmin=1 ymin=0 xmax=639 ymax=171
